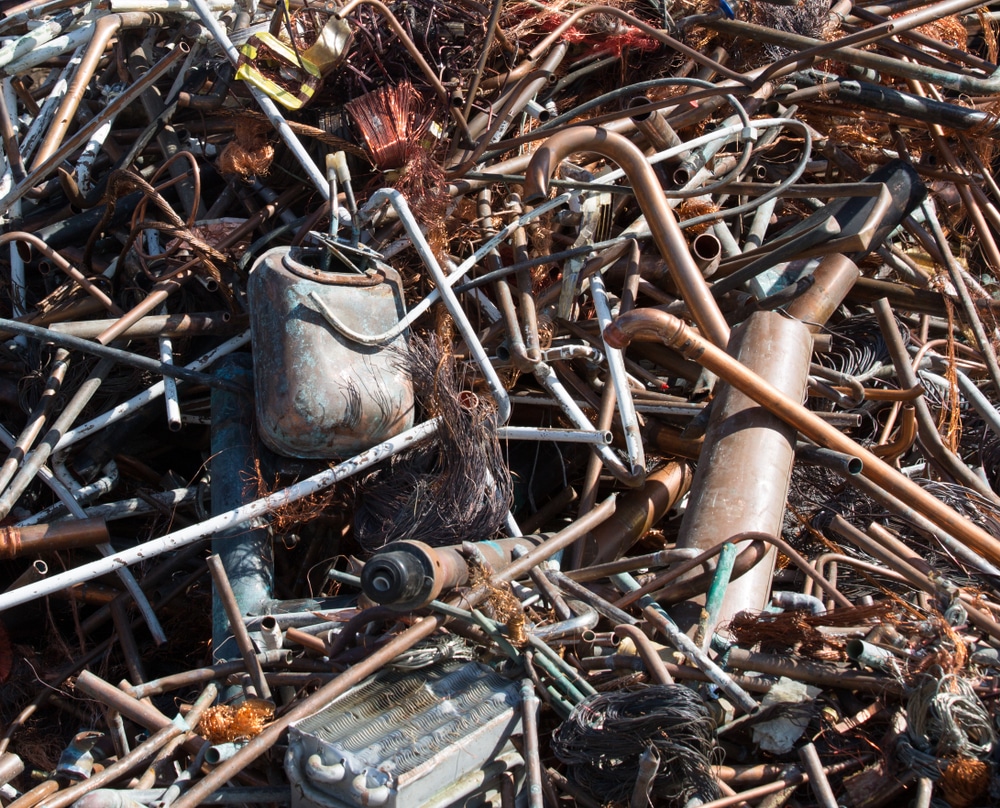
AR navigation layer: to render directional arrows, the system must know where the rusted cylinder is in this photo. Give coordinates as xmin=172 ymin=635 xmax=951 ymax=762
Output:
xmin=670 ymin=310 xmax=813 ymax=632
xmin=0 ymin=518 xmax=109 ymax=560
xmin=782 ymin=254 xmax=860 ymax=330
xmin=604 ymin=309 xmax=1000 ymax=568
xmin=583 ymin=460 xmax=694 ymax=565
xmin=361 ymin=535 xmax=546 ymax=609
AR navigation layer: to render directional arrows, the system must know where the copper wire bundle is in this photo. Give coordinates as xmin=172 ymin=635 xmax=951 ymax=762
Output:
xmin=345 ymin=81 xmax=434 ymax=173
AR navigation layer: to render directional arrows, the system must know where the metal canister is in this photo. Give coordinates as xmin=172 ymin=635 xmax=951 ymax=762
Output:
xmin=248 ymin=247 xmax=414 ymax=459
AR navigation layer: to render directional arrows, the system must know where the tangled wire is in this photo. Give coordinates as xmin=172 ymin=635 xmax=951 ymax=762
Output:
xmin=353 ymin=335 xmax=513 ymax=551
xmin=551 ymin=685 xmax=721 ymax=807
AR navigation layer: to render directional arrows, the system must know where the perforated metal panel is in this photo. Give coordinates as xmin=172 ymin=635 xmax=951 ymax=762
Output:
xmin=285 ymin=661 xmax=522 ymax=808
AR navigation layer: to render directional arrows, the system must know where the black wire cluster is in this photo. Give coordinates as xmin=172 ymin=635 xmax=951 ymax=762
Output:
xmin=551 ymin=685 xmax=721 ymax=807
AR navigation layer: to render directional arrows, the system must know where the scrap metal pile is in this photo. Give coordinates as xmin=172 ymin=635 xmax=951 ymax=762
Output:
xmin=5 ymin=0 xmax=1000 ymax=805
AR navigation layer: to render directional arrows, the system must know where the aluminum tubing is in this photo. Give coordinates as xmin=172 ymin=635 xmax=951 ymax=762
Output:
xmin=604 ymin=309 xmax=1000 ymax=567
xmin=670 ymin=310 xmax=813 ymax=632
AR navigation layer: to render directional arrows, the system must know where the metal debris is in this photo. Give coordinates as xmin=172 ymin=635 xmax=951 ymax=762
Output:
xmin=2 ymin=0 xmax=1000 ymax=806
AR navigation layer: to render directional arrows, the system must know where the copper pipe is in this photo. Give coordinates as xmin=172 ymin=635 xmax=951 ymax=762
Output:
xmin=284 ymin=627 xmax=329 ymax=655
xmin=605 ymin=308 xmax=1000 ymax=568
xmin=0 ymin=233 xmax=123 ymax=317
xmin=31 ymin=13 xmax=165 ymax=172
xmin=0 ymin=517 xmax=109 ymax=559
xmin=671 ymin=310 xmax=812 ymax=631
xmin=524 ymin=127 xmax=730 ymax=347
xmin=725 ymin=648 xmax=903 ymax=694
xmin=871 ymin=404 xmax=917 ymax=461
xmin=782 ymin=253 xmax=860 ymax=329
xmin=583 ymin=460 xmax=694 ymax=565
xmin=614 ymin=623 xmax=673 ymax=684
xmin=169 ymin=497 xmax=618 ymax=808
xmin=6 ymin=781 xmax=59 ymax=808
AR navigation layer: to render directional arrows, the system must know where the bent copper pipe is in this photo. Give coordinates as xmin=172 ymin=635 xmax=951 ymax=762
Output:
xmin=0 ymin=233 xmax=123 ymax=317
xmin=31 ymin=13 xmax=166 ymax=173
xmin=523 ymin=127 xmax=730 ymax=347
xmin=605 ymin=308 xmax=1000 ymax=568
xmin=614 ymin=623 xmax=673 ymax=685
xmin=871 ymin=404 xmax=916 ymax=462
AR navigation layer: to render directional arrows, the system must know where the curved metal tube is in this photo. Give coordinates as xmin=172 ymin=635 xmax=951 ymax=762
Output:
xmin=31 ymin=13 xmax=164 ymax=172
xmin=605 ymin=308 xmax=1000 ymax=568
xmin=614 ymin=623 xmax=673 ymax=685
xmin=523 ymin=127 xmax=730 ymax=347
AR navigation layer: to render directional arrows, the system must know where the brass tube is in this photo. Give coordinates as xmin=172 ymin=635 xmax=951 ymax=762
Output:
xmin=604 ymin=308 xmax=1000 ymax=568
xmin=523 ymin=127 xmax=730 ymax=347
xmin=0 ymin=517 xmax=109 ymax=559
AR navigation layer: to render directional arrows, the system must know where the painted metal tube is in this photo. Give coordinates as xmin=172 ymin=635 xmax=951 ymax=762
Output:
xmin=497 ymin=426 xmax=612 ymax=445
xmin=590 ymin=271 xmax=645 ymax=480
xmin=188 ymin=0 xmax=328 ymax=199
xmin=695 ymin=542 xmax=737 ymax=651
xmin=604 ymin=309 xmax=1000 ymax=568
xmin=55 ymin=330 xmax=250 ymax=450
xmin=670 ymin=310 xmax=812 ymax=633
xmin=846 ymin=639 xmax=898 ymax=672
xmin=0 ymin=418 xmax=441 ymax=613
xmin=361 ymin=188 xmax=510 ymax=422
xmin=522 ymin=126 xmax=730 ymax=347
xmin=772 ymin=591 xmax=826 ymax=615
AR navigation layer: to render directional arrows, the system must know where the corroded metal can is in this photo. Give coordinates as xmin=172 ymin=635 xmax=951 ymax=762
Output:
xmin=248 ymin=247 xmax=414 ymax=459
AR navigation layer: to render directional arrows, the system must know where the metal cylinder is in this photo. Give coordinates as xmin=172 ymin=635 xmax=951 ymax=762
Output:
xmin=583 ymin=460 xmax=694 ymax=566
xmin=0 ymin=518 xmax=109 ymax=559
xmin=671 ymin=311 xmax=813 ymax=632
xmin=782 ymin=253 xmax=860 ymax=330
xmin=361 ymin=535 xmax=546 ymax=610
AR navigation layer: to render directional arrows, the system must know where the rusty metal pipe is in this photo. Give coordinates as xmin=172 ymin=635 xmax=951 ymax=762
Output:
xmin=523 ymin=126 xmax=730 ymax=347
xmin=605 ymin=308 xmax=1000 ymax=568
xmin=0 ymin=517 xmax=109 ymax=559
xmin=169 ymin=497 xmax=617 ymax=808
